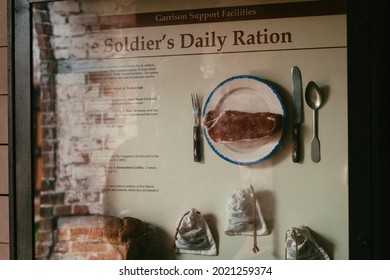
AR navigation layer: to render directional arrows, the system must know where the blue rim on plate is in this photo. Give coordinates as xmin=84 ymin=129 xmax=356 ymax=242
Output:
xmin=202 ymin=75 xmax=287 ymax=166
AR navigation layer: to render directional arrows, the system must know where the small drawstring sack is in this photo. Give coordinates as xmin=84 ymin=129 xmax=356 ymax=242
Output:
xmin=224 ymin=185 xmax=268 ymax=253
xmin=174 ymin=208 xmax=217 ymax=256
xmin=285 ymin=226 xmax=330 ymax=260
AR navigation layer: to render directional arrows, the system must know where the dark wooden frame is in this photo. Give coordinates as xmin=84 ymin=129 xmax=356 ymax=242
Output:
xmin=8 ymin=0 xmax=390 ymax=259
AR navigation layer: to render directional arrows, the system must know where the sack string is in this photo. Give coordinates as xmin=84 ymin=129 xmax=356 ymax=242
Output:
xmin=172 ymin=210 xmax=190 ymax=251
xmin=251 ymin=185 xmax=260 ymax=254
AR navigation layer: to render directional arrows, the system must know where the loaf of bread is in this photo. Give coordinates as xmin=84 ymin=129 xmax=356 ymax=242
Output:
xmin=203 ymin=110 xmax=283 ymax=143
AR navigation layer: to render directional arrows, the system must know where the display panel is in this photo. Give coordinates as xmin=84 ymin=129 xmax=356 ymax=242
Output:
xmin=31 ymin=0 xmax=347 ymax=259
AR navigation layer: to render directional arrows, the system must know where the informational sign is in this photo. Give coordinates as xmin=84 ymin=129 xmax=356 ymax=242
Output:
xmin=33 ymin=0 xmax=348 ymax=260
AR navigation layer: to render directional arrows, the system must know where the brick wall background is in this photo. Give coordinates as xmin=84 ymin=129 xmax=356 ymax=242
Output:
xmin=33 ymin=1 xmax=144 ymax=260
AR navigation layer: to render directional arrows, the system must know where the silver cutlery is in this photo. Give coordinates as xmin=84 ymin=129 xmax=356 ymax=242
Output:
xmin=191 ymin=93 xmax=201 ymax=162
xmin=305 ymin=81 xmax=323 ymax=163
xmin=291 ymin=66 xmax=303 ymax=163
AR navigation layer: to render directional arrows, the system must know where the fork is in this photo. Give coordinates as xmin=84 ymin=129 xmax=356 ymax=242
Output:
xmin=191 ymin=93 xmax=201 ymax=162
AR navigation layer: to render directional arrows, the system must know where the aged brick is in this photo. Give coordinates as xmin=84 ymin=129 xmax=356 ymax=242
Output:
xmin=71 ymin=37 xmax=86 ymax=51
xmin=57 ymin=166 xmax=73 ymax=181
xmin=42 ymin=151 xmax=55 ymax=163
xmin=51 ymin=36 xmax=72 ymax=49
xmin=54 ymin=48 xmax=71 ymax=60
xmin=41 ymin=100 xmax=56 ymax=113
xmin=83 ymin=191 xmax=100 ymax=203
xmin=39 ymin=48 xmax=55 ymax=61
xmin=52 ymin=241 xmax=69 ymax=254
xmin=56 ymin=179 xmax=72 ymax=191
xmin=39 ymin=62 xmax=56 ymax=77
xmin=55 ymin=192 xmax=65 ymax=204
xmin=36 ymin=230 xmax=53 ymax=244
xmin=99 ymin=14 xmax=136 ymax=30
xmin=40 ymin=181 xmax=52 ymax=192
xmin=70 ymin=241 xmax=107 ymax=253
xmin=41 ymin=112 xmax=56 ymax=125
xmin=33 ymin=2 xmax=48 ymax=11
xmin=72 ymin=205 xmax=90 ymax=215
xmin=35 ymin=243 xmax=51 ymax=259
xmin=56 ymin=228 xmax=70 ymax=241
xmin=53 ymin=23 xmax=86 ymax=37
xmin=72 ymin=165 xmax=105 ymax=181
xmin=35 ymin=22 xmax=53 ymax=35
xmin=71 ymin=47 xmax=88 ymax=59
xmin=37 ymin=217 xmax=55 ymax=231
xmin=49 ymin=12 xmax=67 ymax=24
xmin=33 ymin=9 xmax=51 ymax=24
xmin=57 ymin=216 xmax=97 ymax=229
xmin=69 ymin=14 xmax=99 ymax=25
xmin=41 ymin=127 xmax=55 ymax=139
xmin=81 ymin=1 xmax=118 ymax=14
xmin=40 ymin=85 xmax=56 ymax=100
xmin=40 ymin=206 xmax=54 ymax=217
xmin=88 ymin=228 xmax=105 ymax=240
xmin=41 ymin=74 xmax=56 ymax=86
xmin=88 ymin=203 xmax=103 ymax=215
xmin=70 ymin=227 xmax=105 ymax=241
xmin=54 ymin=205 xmax=72 ymax=216
xmin=41 ymin=178 xmax=56 ymax=191
xmin=65 ymin=192 xmax=82 ymax=204
xmin=62 ymin=153 xmax=89 ymax=165
xmin=81 ymin=153 xmax=90 ymax=163
xmin=89 ymin=251 xmax=126 ymax=260
xmin=45 ymin=159 xmax=58 ymax=170
xmin=42 ymin=166 xmax=55 ymax=179
xmin=42 ymin=161 xmax=56 ymax=169
xmin=49 ymin=1 xmax=80 ymax=13
xmin=70 ymin=228 xmax=92 ymax=237
xmin=56 ymin=73 xmax=86 ymax=85
xmin=36 ymin=34 xmax=52 ymax=49
xmin=50 ymin=254 xmax=64 ymax=260
xmin=40 ymin=192 xmax=56 ymax=204
xmin=41 ymin=140 xmax=56 ymax=152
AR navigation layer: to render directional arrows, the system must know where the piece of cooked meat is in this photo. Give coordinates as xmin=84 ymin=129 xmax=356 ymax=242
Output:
xmin=204 ymin=110 xmax=283 ymax=143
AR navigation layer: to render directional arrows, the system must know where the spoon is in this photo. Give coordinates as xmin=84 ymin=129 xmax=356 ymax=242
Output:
xmin=305 ymin=81 xmax=323 ymax=163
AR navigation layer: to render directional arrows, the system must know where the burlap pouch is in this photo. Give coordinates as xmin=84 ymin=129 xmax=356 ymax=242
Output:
xmin=225 ymin=185 xmax=268 ymax=253
xmin=174 ymin=208 xmax=217 ymax=256
xmin=285 ymin=226 xmax=330 ymax=260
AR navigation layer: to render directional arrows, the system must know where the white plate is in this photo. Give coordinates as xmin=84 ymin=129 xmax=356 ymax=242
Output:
xmin=202 ymin=75 xmax=286 ymax=165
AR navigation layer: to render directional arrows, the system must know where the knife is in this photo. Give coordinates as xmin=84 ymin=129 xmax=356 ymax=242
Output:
xmin=292 ymin=66 xmax=303 ymax=163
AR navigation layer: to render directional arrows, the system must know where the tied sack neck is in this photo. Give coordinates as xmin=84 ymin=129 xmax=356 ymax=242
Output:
xmin=224 ymin=185 xmax=268 ymax=254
